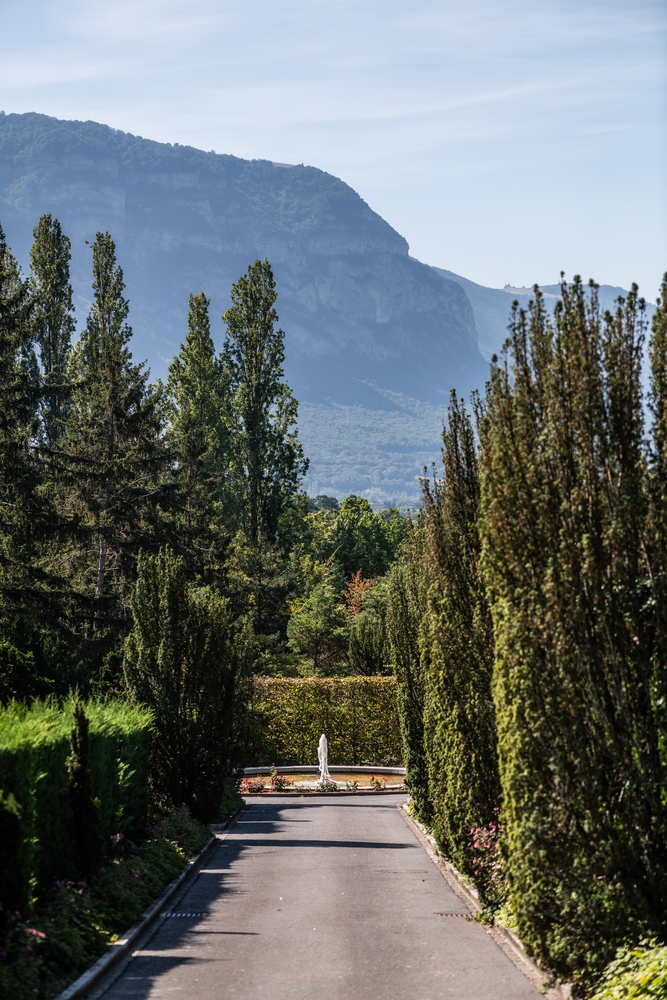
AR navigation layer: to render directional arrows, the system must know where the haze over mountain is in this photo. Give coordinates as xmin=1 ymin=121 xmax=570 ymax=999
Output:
xmin=0 ymin=112 xmax=639 ymax=505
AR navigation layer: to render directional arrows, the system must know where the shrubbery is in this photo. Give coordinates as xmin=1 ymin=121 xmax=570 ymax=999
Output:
xmin=0 ymin=698 xmax=151 ymax=898
xmin=390 ymin=276 xmax=667 ymax=989
xmin=0 ymin=805 xmax=211 ymax=1000
xmin=246 ymin=676 xmax=402 ymax=765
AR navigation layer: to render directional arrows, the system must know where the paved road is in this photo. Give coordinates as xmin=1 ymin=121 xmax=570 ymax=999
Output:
xmin=94 ymin=795 xmax=540 ymax=1000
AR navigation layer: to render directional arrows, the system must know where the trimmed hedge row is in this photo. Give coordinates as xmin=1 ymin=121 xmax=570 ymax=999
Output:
xmin=0 ymin=699 xmax=152 ymax=898
xmin=246 ymin=676 xmax=402 ymax=766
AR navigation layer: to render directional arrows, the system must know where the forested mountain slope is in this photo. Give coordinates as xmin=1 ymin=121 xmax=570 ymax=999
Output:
xmin=0 ymin=113 xmax=485 ymax=406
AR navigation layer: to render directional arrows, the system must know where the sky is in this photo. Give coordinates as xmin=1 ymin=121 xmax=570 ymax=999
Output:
xmin=1 ymin=0 xmax=665 ymax=296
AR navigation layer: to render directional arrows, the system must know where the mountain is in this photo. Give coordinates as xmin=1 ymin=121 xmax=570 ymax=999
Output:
xmin=0 ymin=112 xmax=641 ymax=506
xmin=437 ymin=269 xmax=641 ymax=362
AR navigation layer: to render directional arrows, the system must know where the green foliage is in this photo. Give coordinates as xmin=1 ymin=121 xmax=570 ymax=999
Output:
xmin=0 ymin=642 xmax=48 ymax=703
xmin=347 ymin=610 xmax=387 ymax=675
xmin=0 ymin=697 xmax=151 ymax=899
xmin=386 ymin=524 xmax=431 ymax=821
xmin=0 ymin=805 xmax=209 ymax=1000
xmin=247 ymin=676 xmax=402 ymax=766
xmin=332 ymin=496 xmax=408 ymax=581
xmin=286 ymin=581 xmax=348 ymax=672
xmin=60 ymin=231 xmax=167 ymax=636
xmin=480 ymin=278 xmax=667 ymax=983
xmin=29 ymin=213 xmax=75 ymax=443
xmin=421 ymin=393 xmax=499 ymax=895
xmin=66 ymin=704 xmax=103 ymax=877
xmin=123 ymin=546 xmax=245 ymax=821
xmin=166 ymin=291 xmax=228 ymax=585
xmin=0 ymin=790 xmax=28 ymax=930
xmin=590 ymin=940 xmax=667 ymax=1000
xmin=222 ymin=258 xmax=308 ymax=548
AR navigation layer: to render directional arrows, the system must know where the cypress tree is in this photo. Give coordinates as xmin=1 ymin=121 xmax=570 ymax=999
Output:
xmin=66 ymin=703 xmax=103 ymax=877
xmin=387 ymin=521 xmax=432 ymax=822
xmin=480 ymin=278 xmax=667 ymax=983
xmin=421 ymin=392 xmax=499 ymax=896
xmin=166 ymin=291 xmax=228 ymax=584
xmin=124 ymin=546 xmax=246 ymax=820
xmin=61 ymin=232 xmax=166 ymax=632
xmin=29 ymin=213 xmax=75 ymax=443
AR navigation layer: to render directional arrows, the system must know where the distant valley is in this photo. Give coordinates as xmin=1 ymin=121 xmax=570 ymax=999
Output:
xmin=0 ymin=112 xmax=639 ymax=506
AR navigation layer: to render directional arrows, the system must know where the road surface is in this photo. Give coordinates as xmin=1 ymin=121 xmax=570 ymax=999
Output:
xmin=93 ymin=794 xmax=540 ymax=1000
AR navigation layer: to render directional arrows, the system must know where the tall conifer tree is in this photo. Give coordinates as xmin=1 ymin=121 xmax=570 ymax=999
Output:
xmin=480 ymin=278 xmax=667 ymax=982
xmin=29 ymin=214 xmax=75 ymax=443
xmin=0 ymin=224 xmax=41 ymax=624
xmin=421 ymin=392 xmax=499 ymax=894
xmin=222 ymin=259 xmax=307 ymax=546
xmin=166 ymin=292 xmax=228 ymax=583
xmin=62 ymin=232 xmax=166 ymax=630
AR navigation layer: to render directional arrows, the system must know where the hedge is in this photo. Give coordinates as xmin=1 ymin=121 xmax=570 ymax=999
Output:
xmin=246 ymin=677 xmax=402 ymax=766
xmin=0 ymin=698 xmax=152 ymax=900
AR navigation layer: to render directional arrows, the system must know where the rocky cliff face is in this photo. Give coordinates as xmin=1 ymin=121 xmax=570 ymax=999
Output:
xmin=0 ymin=112 xmax=486 ymax=409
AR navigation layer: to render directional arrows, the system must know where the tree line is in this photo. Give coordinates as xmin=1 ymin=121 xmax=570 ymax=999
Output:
xmin=387 ymin=274 xmax=667 ymax=990
xmin=0 ymin=214 xmax=409 ymax=704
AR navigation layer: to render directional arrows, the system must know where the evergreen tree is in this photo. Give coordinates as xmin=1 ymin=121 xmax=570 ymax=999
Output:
xmin=124 ymin=546 xmax=245 ymax=820
xmin=166 ymin=291 xmax=228 ymax=583
xmin=480 ymin=278 xmax=667 ymax=983
xmin=386 ymin=520 xmax=431 ymax=821
xmin=421 ymin=392 xmax=499 ymax=898
xmin=0 ymin=225 xmax=43 ymax=627
xmin=222 ymin=259 xmax=308 ymax=546
xmin=61 ymin=232 xmax=166 ymax=634
xmin=66 ymin=703 xmax=103 ymax=876
xmin=29 ymin=213 xmax=75 ymax=443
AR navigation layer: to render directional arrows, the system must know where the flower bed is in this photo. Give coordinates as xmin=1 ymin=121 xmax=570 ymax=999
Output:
xmin=0 ymin=806 xmax=216 ymax=1000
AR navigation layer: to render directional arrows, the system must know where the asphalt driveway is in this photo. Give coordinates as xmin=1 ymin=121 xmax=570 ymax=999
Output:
xmin=92 ymin=794 xmax=540 ymax=1000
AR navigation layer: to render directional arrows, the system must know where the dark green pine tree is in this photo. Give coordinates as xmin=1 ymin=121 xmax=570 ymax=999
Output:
xmin=29 ymin=214 xmax=76 ymax=444
xmin=0 ymin=225 xmax=43 ymax=630
xmin=222 ymin=259 xmax=308 ymax=546
xmin=166 ymin=292 xmax=228 ymax=584
xmin=62 ymin=232 xmax=166 ymax=635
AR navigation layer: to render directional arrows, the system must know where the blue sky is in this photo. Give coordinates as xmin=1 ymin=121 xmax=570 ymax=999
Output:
xmin=2 ymin=0 xmax=665 ymax=296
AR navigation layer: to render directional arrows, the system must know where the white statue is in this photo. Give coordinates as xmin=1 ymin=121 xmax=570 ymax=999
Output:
xmin=318 ymin=733 xmax=331 ymax=782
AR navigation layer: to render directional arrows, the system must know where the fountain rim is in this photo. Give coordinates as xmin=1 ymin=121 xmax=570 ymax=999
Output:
xmin=242 ymin=765 xmax=405 ymax=776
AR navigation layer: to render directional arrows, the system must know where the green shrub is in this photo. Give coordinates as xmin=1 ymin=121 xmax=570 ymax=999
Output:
xmin=247 ymin=676 xmax=402 ymax=765
xmin=0 ymin=790 xmax=28 ymax=929
xmin=590 ymin=941 xmax=667 ymax=1000
xmin=0 ymin=698 xmax=152 ymax=899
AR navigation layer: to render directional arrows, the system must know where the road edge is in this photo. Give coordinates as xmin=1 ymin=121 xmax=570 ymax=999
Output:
xmin=54 ymin=803 xmax=245 ymax=1000
xmin=397 ymin=802 xmax=572 ymax=1000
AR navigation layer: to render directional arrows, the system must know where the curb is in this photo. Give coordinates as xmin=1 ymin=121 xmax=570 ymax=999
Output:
xmin=243 ymin=786 xmax=406 ymax=796
xmin=397 ymin=803 xmax=572 ymax=1000
xmin=54 ymin=804 xmax=245 ymax=1000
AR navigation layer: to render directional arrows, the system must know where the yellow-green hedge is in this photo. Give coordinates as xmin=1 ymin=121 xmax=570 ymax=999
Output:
xmin=246 ymin=676 xmax=402 ymax=766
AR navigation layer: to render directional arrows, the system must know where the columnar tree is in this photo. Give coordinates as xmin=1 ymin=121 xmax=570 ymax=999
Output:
xmin=29 ymin=213 xmax=75 ymax=443
xmin=124 ymin=546 xmax=245 ymax=820
xmin=222 ymin=259 xmax=308 ymax=546
xmin=62 ymin=232 xmax=166 ymax=631
xmin=421 ymin=392 xmax=499 ymax=894
xmin=480 ymin=278 xmax=667 ymax=983
xmin=166 ymin=292 xmax=228 ymax=584
xmin=386 ymin=521 xmax=431 ymax=821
